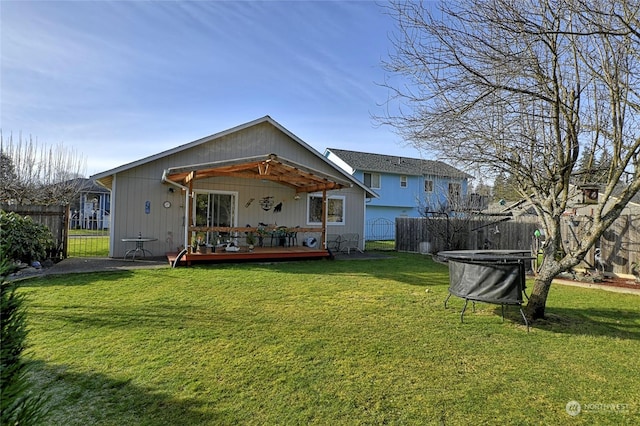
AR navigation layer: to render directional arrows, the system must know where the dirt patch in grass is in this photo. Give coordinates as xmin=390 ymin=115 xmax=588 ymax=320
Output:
xmin=553 ymin=272 xmax=640 ymax=294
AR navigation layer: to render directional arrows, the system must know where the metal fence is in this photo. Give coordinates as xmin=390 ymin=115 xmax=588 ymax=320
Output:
xmin=68 ymin=213 xmax=110 ymax=257
xmin=365 ymin=218 xmax=396 ymax=251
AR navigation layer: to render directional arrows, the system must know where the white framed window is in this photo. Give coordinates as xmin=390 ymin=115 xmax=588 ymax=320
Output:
xmin=424 ymin=180 xmax=434 ymax=192
xmin=307 ymin=193 xmax=345 ymax=225
xmin=400 ymin=175 xmax=408 ymax=188
xmin=363 ymin=172 xmax=381 ymax=189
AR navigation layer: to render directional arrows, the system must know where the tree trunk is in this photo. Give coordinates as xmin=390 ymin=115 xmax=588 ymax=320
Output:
xmin=526 ymin=275 xmax=554 ymax=320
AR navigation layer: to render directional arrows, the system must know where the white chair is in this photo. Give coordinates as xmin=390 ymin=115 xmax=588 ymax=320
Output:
xmin=326 ymin=234 xmax=341 ymax=251
xmin=340 ymin=233 xmax=360 ymax=254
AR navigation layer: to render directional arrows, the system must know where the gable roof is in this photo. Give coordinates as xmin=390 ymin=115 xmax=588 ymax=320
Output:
xmin=73 ymin=178 xmax=109 ymax=194
xmin=91 ymin=116 xmax=376 ymax=197
xmin=325 ymin=148 xmax=471 ymax=179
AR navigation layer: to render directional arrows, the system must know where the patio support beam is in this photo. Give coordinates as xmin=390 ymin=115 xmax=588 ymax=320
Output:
xmin=161 ymin=171 xmax=192 ymax=253
xmin=322 ymin=189 xmax=327 ymax=249
xmin=183 ymin=186 xmax=190 ymax=251
xmin=187 ymin=172 xmax=195 ymax=249
xmin=184 ymin=170 xmax=196 ymax=185
xmin=304 ymin=182 xmax=340 ymax=193
xmin=258 ymin=162 xmax=270 ymax=175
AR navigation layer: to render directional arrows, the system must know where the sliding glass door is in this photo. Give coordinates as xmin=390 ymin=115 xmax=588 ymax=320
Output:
xmin=194 ymin=191 xmax=237 ymax=243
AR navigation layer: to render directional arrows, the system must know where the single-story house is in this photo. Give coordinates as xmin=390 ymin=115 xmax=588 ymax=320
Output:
xmin=92 ymin=116 xmax=376 ymax=261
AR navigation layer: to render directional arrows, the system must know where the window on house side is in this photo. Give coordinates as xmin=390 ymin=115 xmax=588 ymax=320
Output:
xmin=307 ymin=194 xmax=345 ymax=225
xmin=400 ymin=176 xmax=408 ymax=188
xmin=363 ymin=172 xmax=380 ymax=189
xmin=424 ymin=180 xmax=433 ymax=192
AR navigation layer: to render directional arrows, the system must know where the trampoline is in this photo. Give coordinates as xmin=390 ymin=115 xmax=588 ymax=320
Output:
xmin=438 ymin=250 xmax=533 ymax=331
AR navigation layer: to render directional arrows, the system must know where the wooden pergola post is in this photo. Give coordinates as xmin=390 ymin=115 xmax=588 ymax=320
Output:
xmin=186 ymin=172 xmax=195 ymax=251
xmin=321 ymin=189 xmax=327 ymax=249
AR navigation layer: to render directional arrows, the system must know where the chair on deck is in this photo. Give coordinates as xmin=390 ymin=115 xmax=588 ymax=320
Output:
xmin=339 ymin=233 xmax=360 ymax=254
xmin=271 ymin=226 xmax=288 ymax=247
xmin=287 ymin=227 xmax=299 ymax=247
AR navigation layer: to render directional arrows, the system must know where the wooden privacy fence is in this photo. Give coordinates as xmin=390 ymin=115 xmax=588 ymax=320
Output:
xmin=568 ymin=214 xmax=640 ymax=277
xmin=1 ymin=204 xmax=69 ymax=261
xmin=396 ymin=215 xmax=640 ymax=277
xmin=396 ymin=216 xmax=539 ymax=254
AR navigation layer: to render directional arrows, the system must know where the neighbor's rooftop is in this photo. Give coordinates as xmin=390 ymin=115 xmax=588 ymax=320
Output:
xmin=326 ymin=148 xmax=471 ymax=178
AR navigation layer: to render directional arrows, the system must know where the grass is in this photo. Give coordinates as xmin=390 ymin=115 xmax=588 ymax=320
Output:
xmin=365 ymin=240 xmax=395 ymax=251
xmin=18 ymin=253 xmax=640 ymax=425
xmin=68 ymin=229 xmax=109 ymax=236
xmin=66 ymin=235 xmax=109 ymax=257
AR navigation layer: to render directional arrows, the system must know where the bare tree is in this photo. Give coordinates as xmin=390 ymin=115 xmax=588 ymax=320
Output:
xmin=415 ymin=183 xmax=477 ymax=252
xmin=0 ymin=132 xmax=87 ymax=205
xmin=378 ymin=0 xmax=640 ymax=319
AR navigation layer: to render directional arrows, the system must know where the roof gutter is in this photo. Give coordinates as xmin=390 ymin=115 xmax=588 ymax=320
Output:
xmin=161 ymin=169 xmax=189 ymax=192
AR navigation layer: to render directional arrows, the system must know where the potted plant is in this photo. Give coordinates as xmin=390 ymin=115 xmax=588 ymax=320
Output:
xmin=256 ymin=225 xmax=268 ymax=247
xmin=246 ymin=231 xmax=256 ymax=252
xmin=196 ymin=232 xmax=207 ymax=254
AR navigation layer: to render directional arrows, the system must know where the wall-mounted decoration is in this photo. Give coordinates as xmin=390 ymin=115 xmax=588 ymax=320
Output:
xmin=245 ymin=198 xmax=255 ymax=208
xmin=274 ymin=202 xmax=283 ymax=213
xmin=260 ymin=196 xmax=274 ymax=211
xmin=145 ymin=201 xmax=151 ymax=214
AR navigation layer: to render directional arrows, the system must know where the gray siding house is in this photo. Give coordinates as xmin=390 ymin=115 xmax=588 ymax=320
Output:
xmin=92 ymin=116 xmax=375 ymax=258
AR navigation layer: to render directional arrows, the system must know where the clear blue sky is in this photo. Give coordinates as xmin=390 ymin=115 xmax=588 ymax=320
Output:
xmin=1 ymin=0 xmax=428 ymax=176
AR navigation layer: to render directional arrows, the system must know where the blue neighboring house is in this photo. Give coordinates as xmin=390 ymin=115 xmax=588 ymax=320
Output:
xmin=324 ymin=148 xmax=472 ymax=240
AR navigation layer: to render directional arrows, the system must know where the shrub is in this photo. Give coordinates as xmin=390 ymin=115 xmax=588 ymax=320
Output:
xmin=0 ymin=210 xmax=53 ymax=264
xmin=0 ymin=261 xmax=48 ymax=425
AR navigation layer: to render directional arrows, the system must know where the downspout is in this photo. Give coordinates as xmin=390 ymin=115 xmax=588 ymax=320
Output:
xmin=362 ymin=191 xmax=367 ymax=252
xmin=109 ymin=175 xmax=117 ymax=257
xmin=322 ymin=189 xmax=327 ymax=249
xmin=162 ymin=170 xmax=191 ymax=252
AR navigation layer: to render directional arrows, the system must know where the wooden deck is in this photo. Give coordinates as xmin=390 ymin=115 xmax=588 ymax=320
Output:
xmin=167 ymin=246 xmax=333 ymax=267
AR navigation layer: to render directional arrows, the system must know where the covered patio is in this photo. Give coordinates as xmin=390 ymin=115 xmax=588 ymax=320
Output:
xmin=162 ymin=153 xmax=352 ymax=267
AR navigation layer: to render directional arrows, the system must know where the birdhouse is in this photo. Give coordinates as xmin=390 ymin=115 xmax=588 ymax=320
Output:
xmin=579 ymin=184 xmax=599 ymax=204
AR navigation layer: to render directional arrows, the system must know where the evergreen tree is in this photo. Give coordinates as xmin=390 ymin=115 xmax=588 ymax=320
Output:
xmin=0 ymin=262 xmax=48 ymax=425
xmin=493 ymin=172 xmax=520 ymax=202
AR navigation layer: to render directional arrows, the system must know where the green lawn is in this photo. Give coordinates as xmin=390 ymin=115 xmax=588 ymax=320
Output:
xmin=18 ymin=253 xmax=640 ymax=425
xmin=66 ymin=235 xmax=109 ymax=257
xmin=365 ymin=240 xmax=395 ymax=251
